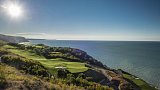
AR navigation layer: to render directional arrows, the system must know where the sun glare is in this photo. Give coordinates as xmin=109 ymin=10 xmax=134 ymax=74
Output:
xmin=7 ymin=4 xmax=22 ymax=18
xmin=1 ymin=1 xmax=23 ymax=18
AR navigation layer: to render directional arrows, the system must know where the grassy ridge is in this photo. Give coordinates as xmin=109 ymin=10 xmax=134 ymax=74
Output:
xmin=123 ymin=73 xmax=157 ymax=90
xmin=0 ymin=63 xmax=90 ymax=90
xmin=2 ymin=45 xmax=88 ymax=73
xmin=0 ymin=43 xmax=112 ymax=90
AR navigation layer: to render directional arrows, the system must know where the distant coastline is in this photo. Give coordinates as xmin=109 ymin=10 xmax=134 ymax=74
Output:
xmin=28 ymin=38 xmax=160 ymax=42
xmin=27 ymin=38 xmax=47 ymax=40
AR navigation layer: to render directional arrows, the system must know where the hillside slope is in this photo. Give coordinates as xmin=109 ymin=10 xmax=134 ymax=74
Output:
xmin=0 ymin=39 xmax=158 ymax=90
xmin=0 ymin=34 xmax=28 ymax=43
xmin=0 ymin=40 xmax=112 ymax=90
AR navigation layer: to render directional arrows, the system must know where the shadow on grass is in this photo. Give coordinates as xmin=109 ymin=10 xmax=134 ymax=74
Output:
xmin=0 ymin=70 xmax=7 ymax=89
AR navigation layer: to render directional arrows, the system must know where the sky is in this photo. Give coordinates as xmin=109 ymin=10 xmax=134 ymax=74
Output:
xmin=0 ymin=0 xmax=160 ymax=41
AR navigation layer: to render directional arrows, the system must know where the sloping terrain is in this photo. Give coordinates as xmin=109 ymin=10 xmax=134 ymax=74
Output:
xmin=0 ymin=34 xmax=28 ymax=43
xmin=0 ymin=38 xmax=157 ymax=90
xmin=0 ymin=40 xmax=112 ymax=90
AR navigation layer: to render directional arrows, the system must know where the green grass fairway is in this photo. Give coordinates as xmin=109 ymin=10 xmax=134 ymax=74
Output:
xmin=3 ymin=45 xmax=45 ymax=60
xmin=40 ymin=60 xmax=88 ymax=73
xmin=3 ymin=45 xmax=88 ymax=73
xmin=123 ymin=74 xmax=157 ymax=90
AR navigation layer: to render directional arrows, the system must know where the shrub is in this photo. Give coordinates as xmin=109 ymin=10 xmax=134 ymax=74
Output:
xmin=1 ymin=55 xmax=50 ymax=77
xmin=0 ymin=64 xmax=6 ymax=89
xmin=0 ymin=40 xmax=7 ymax=46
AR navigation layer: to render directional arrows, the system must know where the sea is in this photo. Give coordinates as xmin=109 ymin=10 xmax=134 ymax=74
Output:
xmin=29 ymin=40 xmax=160 ymax=89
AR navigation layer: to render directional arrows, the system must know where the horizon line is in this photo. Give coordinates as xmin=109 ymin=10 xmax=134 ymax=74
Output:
xmin=27 ymin=38 xmax=160 ymax=42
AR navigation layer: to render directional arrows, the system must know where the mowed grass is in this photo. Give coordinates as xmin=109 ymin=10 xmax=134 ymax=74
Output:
xmin=3 ymin=45 xmax=45 ymax=60
xmin=40 ymin=60 xmax=88 ymax=73
xmin=3 ymin=45 xmax=88 ymax=73
xmin=123 ymin=74 xmax=157 ymax=90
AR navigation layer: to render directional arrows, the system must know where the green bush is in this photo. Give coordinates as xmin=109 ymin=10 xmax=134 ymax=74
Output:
xmin=0 ymin=40 xmax=7 ymax=46
xmin=0 ymin=73 xmax=6 ymax=88
xmin=64 ymin=73 xmax=112 ymax=90
xmin=1 ymin=55 xmax=50 ymax=77
xmin=0 ymin=64 xmax=6 ymax=89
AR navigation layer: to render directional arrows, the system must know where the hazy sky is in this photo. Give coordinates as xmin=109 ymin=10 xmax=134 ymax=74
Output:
xmin=0 ymin=0 xmax=160 ymax=41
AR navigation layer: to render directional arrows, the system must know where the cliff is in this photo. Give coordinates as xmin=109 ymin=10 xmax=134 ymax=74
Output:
xmin=0 ymin=34 xmax=28 ymax=43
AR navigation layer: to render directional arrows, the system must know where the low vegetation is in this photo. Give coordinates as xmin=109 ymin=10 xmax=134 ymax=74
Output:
xmin=2 ymin=44 xmax=88 ymax=73
xmin=1 ymin=55 xmax=49 ymax=77
xmin=123 ymin=73 xmax=157 ymax=90
xmin=0 ymin=41 xmax=113 ymax=90
xmin=0 ymin=40 xmax=158 ymax=90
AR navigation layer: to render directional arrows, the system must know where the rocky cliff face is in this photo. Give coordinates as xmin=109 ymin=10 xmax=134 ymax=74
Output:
xmin=0 ymin=34 xmax=28 ymax=43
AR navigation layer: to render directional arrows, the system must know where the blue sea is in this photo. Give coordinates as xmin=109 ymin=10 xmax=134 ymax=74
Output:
xmin=29 ymin=40 xmax=160 ymax=89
